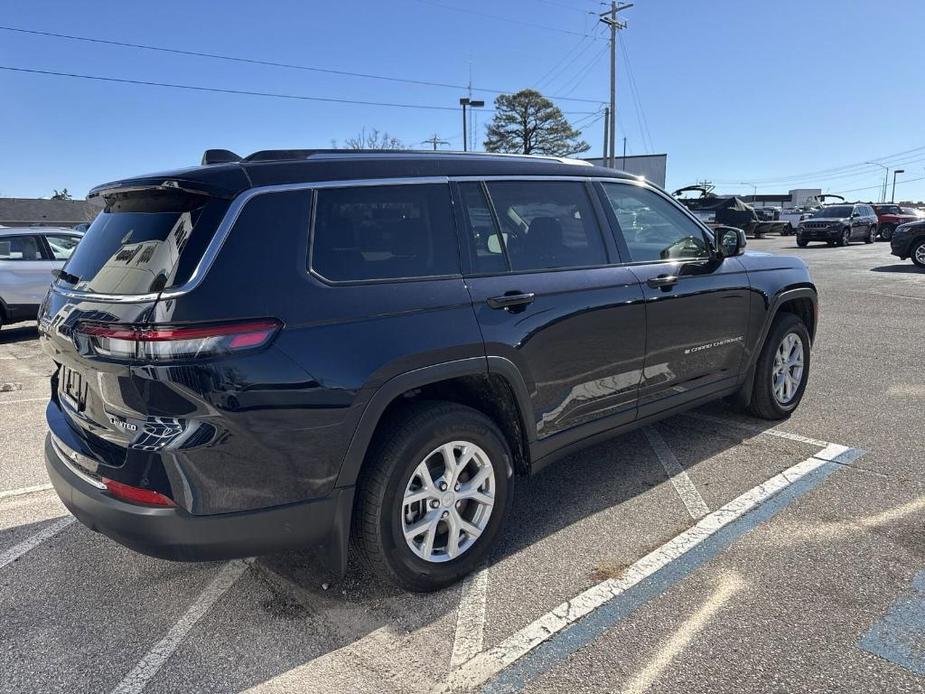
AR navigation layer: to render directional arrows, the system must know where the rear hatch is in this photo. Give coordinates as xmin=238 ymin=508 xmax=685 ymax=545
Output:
xmin=40 ymin=181 xmax=236 ymax=466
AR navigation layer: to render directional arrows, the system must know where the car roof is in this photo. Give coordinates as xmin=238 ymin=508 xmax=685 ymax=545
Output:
xmin=89 ymin=150 xmax=637 ymax=200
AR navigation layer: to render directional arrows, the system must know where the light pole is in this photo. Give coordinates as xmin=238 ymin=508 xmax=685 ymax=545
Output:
xmin=866 ymin=162 xmax=889 ymax=202
xmin=459 ymin=97 xmax=484 ymax=152
xmin=739 ymin=181 xmax=758 ymax=200
xmin=892 ymin=169 xmax=905 ymax=202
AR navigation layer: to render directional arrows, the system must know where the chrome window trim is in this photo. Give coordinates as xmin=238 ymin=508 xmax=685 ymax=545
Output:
xmin=49 ymin=173 xmax=708 ymax=303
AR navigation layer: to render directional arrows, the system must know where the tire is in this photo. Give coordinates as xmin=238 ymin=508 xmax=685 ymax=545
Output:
xmin=747 ymin=313 xmax=812 ymax=420
xmin=865 ymin=225 xmax=876 ymax=244
xmin=837 ymin=228 xmax=850 ymax=246
xmin=353 ymin=401 xmax=513 ymax=592
xmin=880 ymin=224 xmax=895 ymax=241
xmin=796 ymin=238 xmax=808 ymax=248
xmin=911 ymin=238 xmax=925 ymax=269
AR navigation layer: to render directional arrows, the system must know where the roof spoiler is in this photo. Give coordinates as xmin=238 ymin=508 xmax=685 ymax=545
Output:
xmin=201 ymin=149 xmax=242 ymax=165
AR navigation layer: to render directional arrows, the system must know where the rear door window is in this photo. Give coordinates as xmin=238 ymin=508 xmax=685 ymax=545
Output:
xmin=56 ymin=190 xmax=229 ymax=295
xmin=0 ymin=235 xmax=44 ymax=260
xmin=483 ymin=180 xmax=608 ymax=271
xmin=310 ymin=184 xmax=459 ymax=282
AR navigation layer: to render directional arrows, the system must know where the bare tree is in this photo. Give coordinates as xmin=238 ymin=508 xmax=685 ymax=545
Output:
xmin=340 ymin=128 xmax=408 ymax=150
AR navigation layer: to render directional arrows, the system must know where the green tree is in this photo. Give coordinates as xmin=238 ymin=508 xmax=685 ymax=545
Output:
xmin=51 ymin=188 xmax=72 ymax=200
xmin=484 ymin=89 xmax=590 ymax=157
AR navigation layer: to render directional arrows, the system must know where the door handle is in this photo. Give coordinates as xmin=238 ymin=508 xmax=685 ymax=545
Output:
xmin=646 ymin=274 xmax=678 ymax=289
xmin=487 ymin=292 xmax=535 ymax=310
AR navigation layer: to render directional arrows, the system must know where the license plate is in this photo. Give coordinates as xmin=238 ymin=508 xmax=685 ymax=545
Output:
xmin=59 ymin=365 xmax=88 ymax=411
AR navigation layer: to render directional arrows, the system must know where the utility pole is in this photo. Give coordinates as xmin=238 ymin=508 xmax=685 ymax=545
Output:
xmin=621 ymin=136 xmax=627 ymax=170
xmin=600 ymin=2 xmax=633 ymax=168
xmin=602 ymin=106 xmax=609 ymax=161
xmin=459 ymin=97 xmax=485 ymax=152
xmin=422 ymin=134 xmax=450 ymax=151
xmin=892 ymin=169 xmax=905 ymax=202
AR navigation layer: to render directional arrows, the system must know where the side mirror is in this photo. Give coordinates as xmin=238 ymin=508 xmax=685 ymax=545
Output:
xmin=714 ymin=226 xmax=746 ymax=258
xmin=851 ymin=212 xmax=861 ymax=218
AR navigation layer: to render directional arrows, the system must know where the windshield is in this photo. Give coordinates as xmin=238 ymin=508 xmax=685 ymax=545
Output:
xmin=56 ymin=190 xmax=228 ymax=295
xmin=812 ymin=206 xmax=853 ymax=218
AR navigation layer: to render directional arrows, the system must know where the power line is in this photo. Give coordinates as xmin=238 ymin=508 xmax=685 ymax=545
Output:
xmin=534 ymin=30 xmax=600 ymax=93
xmin=557 ymin=45 xmax=609 ymax=98
xmin=733 ymin=145 xmax=925 ymax=185
xmin=619 ymin=36 xmax=653 ymax=153
xmin=0 ymin=64 xmax=601 ymax=114
xmin=0 ymin=24 xmax=604 ymax=105
xmin=832 ymin=173 xmax=925 ymax=196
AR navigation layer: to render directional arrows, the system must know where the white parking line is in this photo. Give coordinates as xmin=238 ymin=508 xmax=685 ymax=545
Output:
xmin=643 ymin=427 xmax=710 ymax=519
xmin=111 ymin=560 xmax=250 ymax=694
xmin=0 ymin=483 xmax=53 ymax=500
xmin=0 ymin=516 xmax=74 ymax=570
xmin=438 ymin=445 xmax=849 ymax=693
xmin=450 ymin=566 xmax=490 ymax=669
xmin=0 ymin=396 xmax=47 ymax=405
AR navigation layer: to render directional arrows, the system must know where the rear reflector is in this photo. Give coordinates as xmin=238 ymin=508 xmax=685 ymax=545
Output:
xmin=102 ymin=478 xmax=176 ymax=507
xmin=75 ymin=319 xmax=282 ymax=362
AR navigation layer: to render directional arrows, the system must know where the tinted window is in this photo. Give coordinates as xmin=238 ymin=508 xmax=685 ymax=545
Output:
xmin=458 ymin=182 xmax=507 ymax=274
xmin=311 ymin=184 xmax=458 ymax=282
xmin=0 ymin=235 xmax=43 ymax=260
xmin=812 ymin=206 xmax=853 ymax=218
xmin=600 ymin=183 xmax=710 ymax=262
xmin=44 ymin=234 xmax=80 ymax=260
xmin=484 ymin=181 xmax=607 ymax=271
xmin=57 ymin=191 xmax=229 ymax=295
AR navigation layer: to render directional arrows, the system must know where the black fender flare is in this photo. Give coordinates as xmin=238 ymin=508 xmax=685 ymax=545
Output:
xmin=334 ymin=356 xmax=534 ymax=489
xmin=736 ymin=286 xmax=817 ymax=405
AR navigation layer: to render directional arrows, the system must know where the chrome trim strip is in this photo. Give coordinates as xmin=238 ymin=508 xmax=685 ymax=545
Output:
xmin=50 ymin=433 xmax=107 ymax=489
xmin=51 ymin=173 xmax=709 ymax=304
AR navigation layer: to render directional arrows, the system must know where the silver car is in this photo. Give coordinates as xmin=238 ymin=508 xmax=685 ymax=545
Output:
xmin=0 ymin=227 xmax=82 ymax=330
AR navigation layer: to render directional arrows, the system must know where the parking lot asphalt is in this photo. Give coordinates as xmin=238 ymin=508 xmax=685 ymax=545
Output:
xmin=1 ymin=236 xmax=923 ymax=694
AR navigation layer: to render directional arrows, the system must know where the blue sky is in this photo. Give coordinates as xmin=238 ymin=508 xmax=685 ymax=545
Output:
xmin=2 ymin=0 xmax=924 ymax=202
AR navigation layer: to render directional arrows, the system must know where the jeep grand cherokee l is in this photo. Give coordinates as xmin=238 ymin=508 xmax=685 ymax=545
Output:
xmin=796 ymin=204 xmax=877 ymax=247
xmin=40 ymin=150 xmax=817 ymax=592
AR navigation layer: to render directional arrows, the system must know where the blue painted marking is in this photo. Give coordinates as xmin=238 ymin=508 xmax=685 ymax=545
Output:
xmin=483 ymin=457 xmax=848 ymax=694
xmin=860 ymin=570 xmax=925 ymax=676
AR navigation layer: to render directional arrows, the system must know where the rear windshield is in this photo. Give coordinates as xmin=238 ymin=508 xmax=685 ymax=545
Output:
xmin=57 ymin=190 xmax=229 ymax=295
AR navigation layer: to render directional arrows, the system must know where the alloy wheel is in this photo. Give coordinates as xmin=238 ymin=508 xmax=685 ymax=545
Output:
xmin=401 ymin=440 xmax=495 ymax=563
xmin=771 ymin=332 xmax=805 ymax=405
xmin=914 ymin=241 xmax=925 ymax=268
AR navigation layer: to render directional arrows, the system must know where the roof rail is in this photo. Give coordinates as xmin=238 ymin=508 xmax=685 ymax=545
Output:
xmin=240 ymin=149 xmax=593 ymax=166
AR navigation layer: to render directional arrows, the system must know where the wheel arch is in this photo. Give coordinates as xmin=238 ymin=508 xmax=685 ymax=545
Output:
xmin=335 ymin=357 xmax=534 ymax=490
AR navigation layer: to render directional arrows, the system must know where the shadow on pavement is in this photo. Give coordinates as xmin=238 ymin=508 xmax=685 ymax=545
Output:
xmin=870 ymin=264 xmax=923 ymax=274
xmin=0 ymin=323 xmax=39 ymax=344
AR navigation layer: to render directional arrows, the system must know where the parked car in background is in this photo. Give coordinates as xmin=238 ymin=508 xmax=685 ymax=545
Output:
xmin=872 ymin=204 xmax=918 ymax=241
xmin=890 ymin=220 xmax=925 ymax=268
xmin=0 ymin=227 xmax=82 ymax=330
xmin=39 ymin=150 xmax=817 ymax=592
xmin=796 ymin=204 xmax=878 ymax=247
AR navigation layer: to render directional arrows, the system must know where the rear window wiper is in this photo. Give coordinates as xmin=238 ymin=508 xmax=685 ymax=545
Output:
xmin=52 ymin=268 xmax=81 ymax=285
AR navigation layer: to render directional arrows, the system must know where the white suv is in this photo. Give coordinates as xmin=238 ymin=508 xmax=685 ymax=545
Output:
xmin=0 ymin=227 xmax=82 ymax=330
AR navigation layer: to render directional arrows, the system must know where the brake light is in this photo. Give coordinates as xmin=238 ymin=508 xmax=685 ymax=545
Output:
xmin=75 ymin=319 xmax=282 ymax=361
xmin=102 ymin=477 xmax=176 ymax=507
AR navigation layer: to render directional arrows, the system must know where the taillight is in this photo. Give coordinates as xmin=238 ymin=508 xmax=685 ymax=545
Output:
xmin=75 ymin=319 xmax=282 ymax=361
xmin=102 ymin=477 xmax=176 ymax=507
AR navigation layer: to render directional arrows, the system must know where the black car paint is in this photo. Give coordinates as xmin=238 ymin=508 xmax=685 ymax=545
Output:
xmin=890 ymin=220 xmax=925 ymax=261
xmin=796 ymin=204 xmax=878 ymax=244
xmin=40 ymin=154 xmax=817 ymax=572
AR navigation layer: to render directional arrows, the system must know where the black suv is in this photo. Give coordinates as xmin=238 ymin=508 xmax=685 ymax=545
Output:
xmin=796 ymin=203 xmax=878 ymax=247
xmin=890 ymin=219 xmax=925 ymax=268
xmin=40 ymin=151 xmax=817 ymax=591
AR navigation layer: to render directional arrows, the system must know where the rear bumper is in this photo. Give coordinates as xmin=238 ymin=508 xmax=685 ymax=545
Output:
xmin=45 ymin=433 xmax=354 ymax=568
